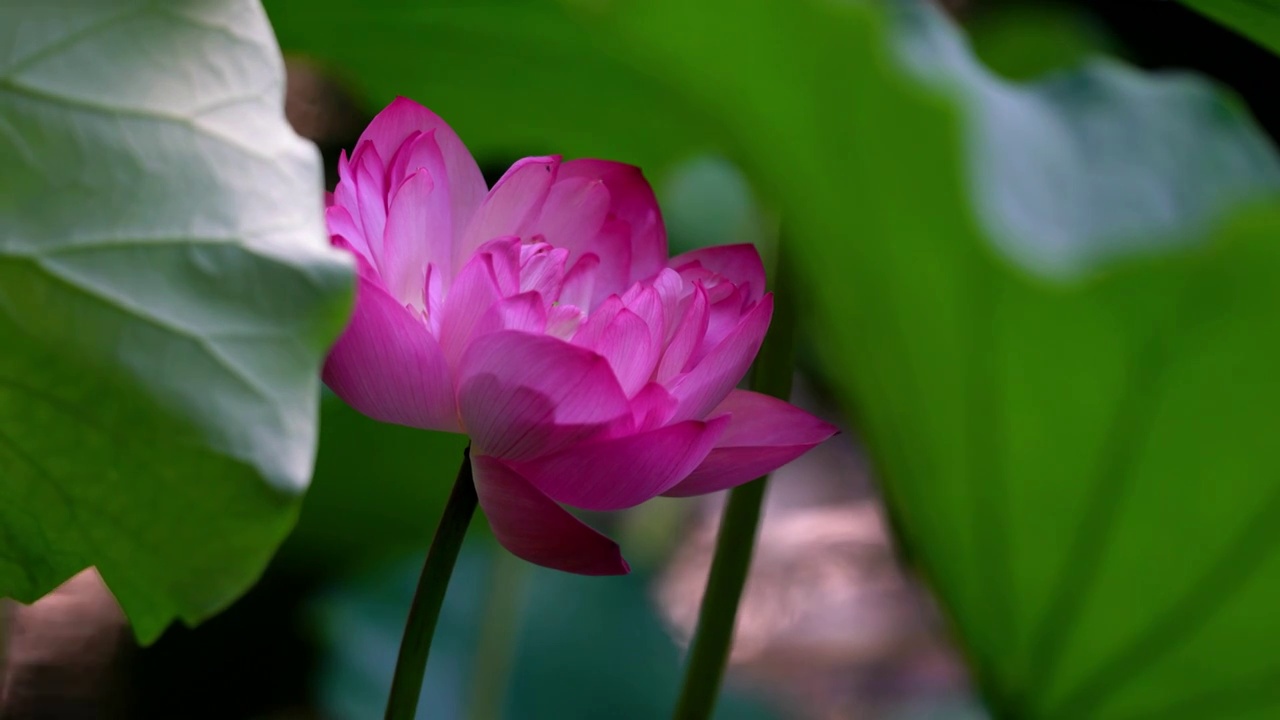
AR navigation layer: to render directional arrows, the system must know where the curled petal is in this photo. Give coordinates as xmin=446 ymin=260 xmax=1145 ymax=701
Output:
xmin=459 ymin=156 xmax=561 ymax=263
xmin=511 ymin=417 xmax=728 ymax=511
xmin=457 ymin=331 xmax=630 ymax=461
xmin=534 ymin=176 xmax=610 ymax=255
xmin=472 ymin=455 xmax=629 ymax=575
xmin=663 ymin=390 xmax=838 ymax=497
xmin=323 ymin=275 xmax=458 ymax=433
xmin=559 ymin=159 xmax=667 ymax=283
xmin=670 ymin=244 xmax=767 ymax=303
xmin=668 ymin=295 xmax=774 ymax=422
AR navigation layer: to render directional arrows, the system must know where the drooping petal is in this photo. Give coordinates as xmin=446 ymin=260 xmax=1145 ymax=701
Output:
xmin=457 ymin=331 xmax=630 ymax=461
xmin=459 ymin=156 xmax=561 ymax=263
xmin=668 ymin=295 xmax=774 ymax=422
xmin=472 ymin=454 xmax=629 ymax=575
xmin=559 ymin=159 xmax=667 ymax=283
xmin=322 ymin=275 xmax=458 ymax=433
xmin=510 ymin=417 xmax=727 ymax=511
xmin=358 ymin=97 xmax=487 ymax=237
xmin=663 ymin=390 xmax=838 ymax=497
xmin=669 ymin=244 xmax=767 ymax=303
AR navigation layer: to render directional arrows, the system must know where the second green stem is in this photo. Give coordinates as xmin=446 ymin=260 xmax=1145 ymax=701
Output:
xmin=671 ymin=253 xmax=798 ymax=720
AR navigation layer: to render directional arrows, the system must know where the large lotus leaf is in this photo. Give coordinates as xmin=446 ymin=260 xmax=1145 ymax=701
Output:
xmin=1181 ymin=0 xmax=1280 ymax=56
xmin=0 ymin=0 xmax=352 ymax=643
xmin=577 ymin=0 xmax=1280 ymax=716
xmin=263 ymin=0 xmax=714 ymax=175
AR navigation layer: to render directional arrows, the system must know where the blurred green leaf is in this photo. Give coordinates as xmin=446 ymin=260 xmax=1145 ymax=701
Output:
xmin=1182 ymin=0 xmax=1280 ymax=56
xmin=0 ymin=1 xmax=352 ymax=642
xmin=895 ymin=3 xmax=1280 ymax=277
xmin=579 ymin=0 xmax=1280 ymax=716
xmin=313 ymin=549 xmax=779 ymax=719
xmin=966 ymin=3 xmax=1118 ymax=81
xmin=281 ymin=393 xmax=471 ymax=572
xmin=658 ymin=155 xmax=773 ymax=256
xmin=264 ymin=0 xmax=714 ymax=174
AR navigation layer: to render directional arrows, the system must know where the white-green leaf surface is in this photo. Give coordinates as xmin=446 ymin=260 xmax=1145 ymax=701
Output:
xmin=0 ymin=0 xmax=352 ymax=642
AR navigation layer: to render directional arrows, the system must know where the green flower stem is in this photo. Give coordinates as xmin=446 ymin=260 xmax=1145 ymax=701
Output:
xmin=385 ymin=446 xmax=479 ymax=720
xmin=672 ymin=252 xmax=798 ymax=720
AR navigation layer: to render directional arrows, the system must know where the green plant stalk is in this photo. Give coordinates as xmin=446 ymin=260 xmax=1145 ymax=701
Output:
xmin=385 ymin=447 xmax=479 ymax=720
xmin=671 ymin=252 xmax=798 ymax=720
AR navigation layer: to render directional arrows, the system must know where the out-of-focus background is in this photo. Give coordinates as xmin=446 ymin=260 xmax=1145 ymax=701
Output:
xmin=3 ymin=0 xmax=1279 ymax=718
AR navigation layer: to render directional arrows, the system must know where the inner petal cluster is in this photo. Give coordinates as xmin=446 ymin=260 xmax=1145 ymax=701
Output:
xmin=452 ymin=236 xmax=759 ymax=426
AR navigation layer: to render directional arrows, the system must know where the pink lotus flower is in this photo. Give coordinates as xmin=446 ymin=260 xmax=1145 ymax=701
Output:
xmin=324 ymin=98 xmax=837 ymax=575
